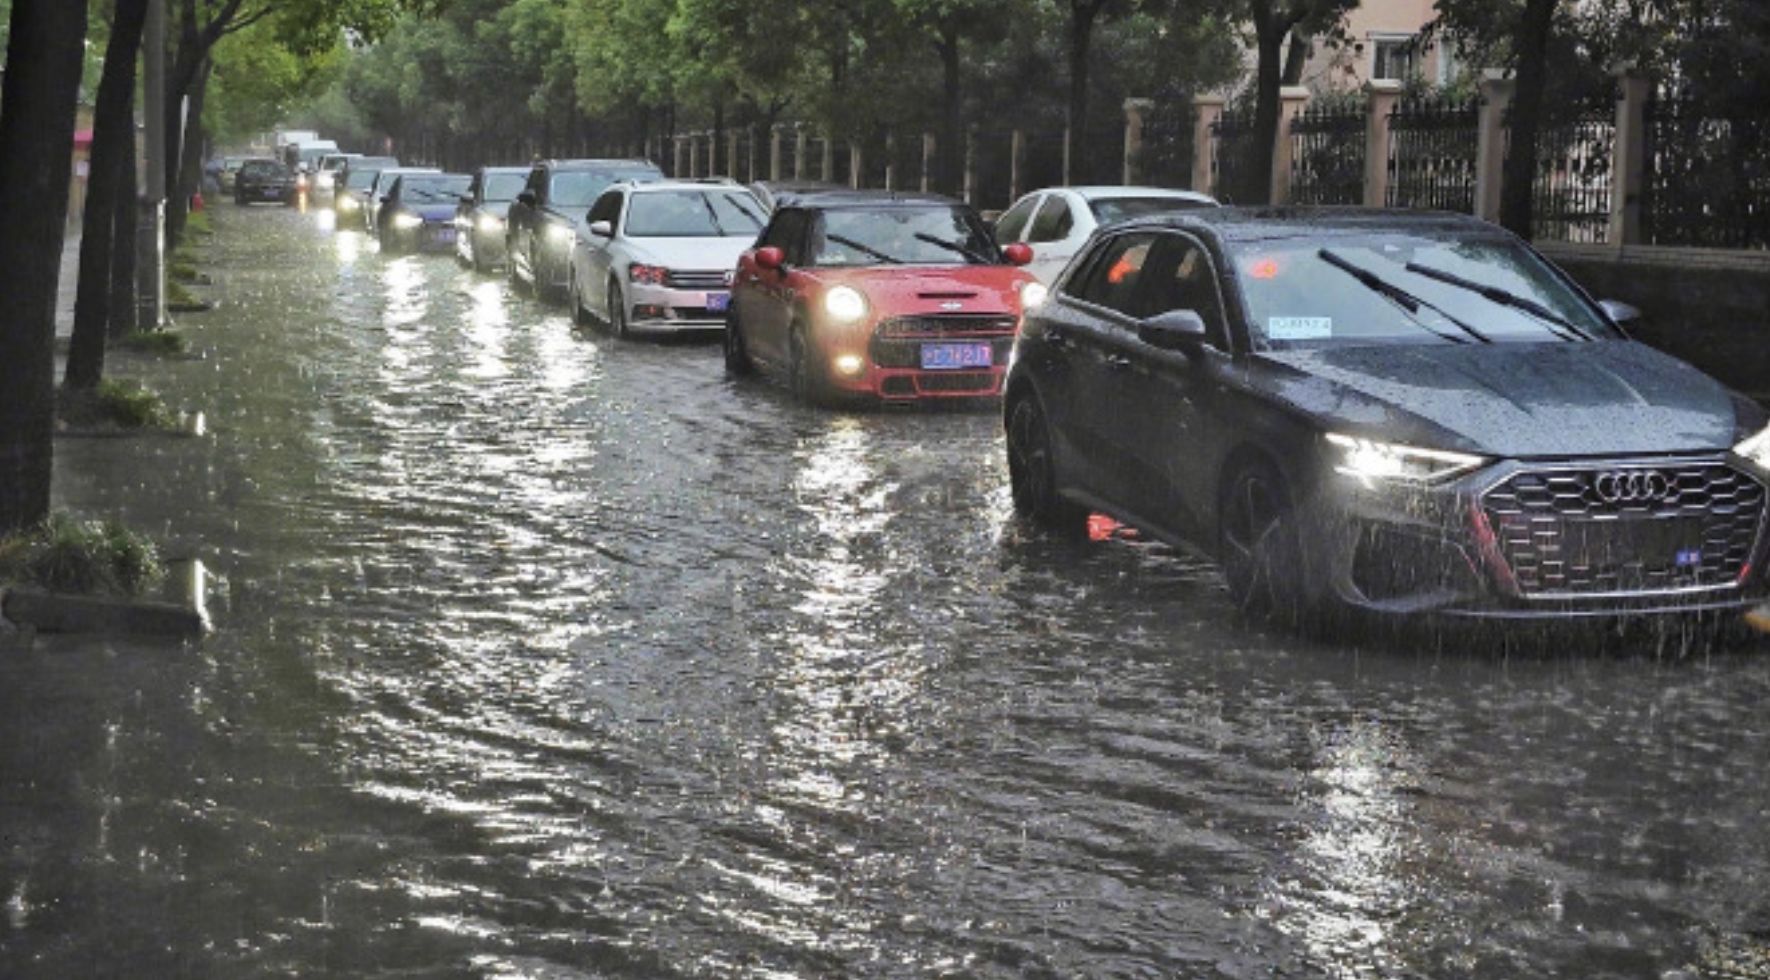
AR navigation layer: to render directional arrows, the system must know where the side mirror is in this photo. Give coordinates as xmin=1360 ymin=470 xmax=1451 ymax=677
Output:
xmin=589 ymin=220 xmax=613 ymax=238
xmin=1003 ymin=242 xmax=1034 ymax=266
xmin=517 ymin=191 xmax=537 ymax=208
xmin=379 ymin=194 xmax=392 ymax=204
xmin=1138 ymin=309 xmax=1209 ymax=354
xmin=1598 ymin=298 xmax=1642 ymax=327
xmin=755 ymin=246 xmax=785 ymax=270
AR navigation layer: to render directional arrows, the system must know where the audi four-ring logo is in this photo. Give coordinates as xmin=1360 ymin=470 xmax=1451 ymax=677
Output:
xmin=1594 ymin=470 xmax=1672 ymax=503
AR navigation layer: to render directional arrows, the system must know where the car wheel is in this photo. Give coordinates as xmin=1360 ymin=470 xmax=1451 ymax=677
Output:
xmin=571 ymin=270 xmax=593 ymax=327
xmin=723 ymin=308 xmax=753 ymax=376
xmin=1219 ymin=460 xmax=1311 ymax=625
xmin=607 ymin=279 xmax=629 ymax=339
xmin=1006 ymin=394 xmax=1087 ymax=534
xmin=472 ymin=233 xmax=490 ymax=274
xmin=788 ymin=325 xmax=826 ymax=406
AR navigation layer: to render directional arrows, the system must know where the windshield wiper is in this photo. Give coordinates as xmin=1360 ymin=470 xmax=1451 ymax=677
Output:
xmin=912 ymin=232 xmax=991 ymax=264
xmin=1402 ymin=261 xmax=1594 ymax=341
xmin=1318 ymin=249 xmax=1492 ymax=345
xmin=826 ymin=233 xmax=902 ymax=264
xmin=696 ymin=194 xmax=728 ymax=236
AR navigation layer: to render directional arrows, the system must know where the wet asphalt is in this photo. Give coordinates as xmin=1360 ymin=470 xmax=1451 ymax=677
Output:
xmin=4 ymin=204 xmax=1770 ymax=978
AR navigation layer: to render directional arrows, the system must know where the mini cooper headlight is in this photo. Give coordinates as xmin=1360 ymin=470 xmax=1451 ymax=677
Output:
xmin=391 ymin=213 xmax=423 ymax=230
xmin=1325 ymin=433 xmax=1486 ymax=488
xmin=824 ymin=285 xmax=868 ymax=323
xmin=1019 ymin=280 xmax=1049 ymax=310
xmin=1734 ymin=423 xmax=1770 ymax=477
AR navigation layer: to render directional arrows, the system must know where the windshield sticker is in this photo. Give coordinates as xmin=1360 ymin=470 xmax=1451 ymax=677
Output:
xmin=1269 ymin=316 xmax=1333 ymax=340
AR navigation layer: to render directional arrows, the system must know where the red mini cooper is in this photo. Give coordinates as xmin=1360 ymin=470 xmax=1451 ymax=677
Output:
xmin=723 ymin=191 xmax=1044 ymax=404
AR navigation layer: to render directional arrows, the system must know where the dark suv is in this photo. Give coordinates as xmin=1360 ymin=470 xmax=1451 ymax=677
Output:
xmin=234 ymin=158 xmax=294 ymax=206
xmin=1004 ymin=208 xmax=1770 ymax=625
xmin=504 ymin=158 xmax=664 ymax=302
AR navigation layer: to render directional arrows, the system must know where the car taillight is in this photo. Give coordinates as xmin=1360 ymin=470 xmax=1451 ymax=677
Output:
xmin=628 ymin=263 xmax=668 ymax=285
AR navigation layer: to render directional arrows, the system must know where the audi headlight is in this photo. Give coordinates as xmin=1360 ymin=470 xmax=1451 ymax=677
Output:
xmin=477 ymin=214 xmax=504 ymax=233
xmin=1325 ymin=433 xmax=1486 ymax=488
xmin=391 ymin=213 xmax=423 ymax=230
xmin=1735 ymin=423 xmax=1770 ymax=476
xmin=1019 ymin=280 xmax=1049 ymax=310
xmin=824 ymin=285 xmax=868 ymax=323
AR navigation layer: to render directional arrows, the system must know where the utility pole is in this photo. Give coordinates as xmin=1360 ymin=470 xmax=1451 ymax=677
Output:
xmin=139 ymin=0 xmax=165 ymax=328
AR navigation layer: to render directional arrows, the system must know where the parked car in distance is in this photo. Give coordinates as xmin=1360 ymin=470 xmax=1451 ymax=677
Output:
xmin=233 ymin=158 xmax=295 ymax=206
xmin=334 ymin=155 xmax=399 ymax=226
xmin=725 ymin=190 xmax=1042 ymax=405
xmin=995 ymin=186 xmax=1218 ymax=284
xmin=454 ymin=166 xmax=529 ymax=272
xmin=1004 ymin=207 xmax=1770 ymax=627
xmin=505 ymin=158 xmax=665 ymax=302
xmin=378 ymin=173 xmax=474 ymax=255
xmin=747 ymin=179 xmax=843 ymax=212
xmin=567 ymin=181 xmax=768 ymax=335
xmin=365 ymin=166 xmax=440 ymax=236
xmin=217 ymin=155 xmax=250 ymax=193
xmin=312 ymin=151 xmax=361 ymax=198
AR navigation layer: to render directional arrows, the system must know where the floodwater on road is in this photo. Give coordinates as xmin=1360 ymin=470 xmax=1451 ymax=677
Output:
xmin=6 ymin=205 xmax=1770 ymax=979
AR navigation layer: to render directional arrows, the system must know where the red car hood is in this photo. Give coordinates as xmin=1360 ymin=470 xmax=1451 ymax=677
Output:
xmin=816 ymin=265 xmax=1033 ymax=316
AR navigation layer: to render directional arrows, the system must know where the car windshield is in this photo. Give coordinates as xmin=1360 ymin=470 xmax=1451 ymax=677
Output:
xmin=398 ymin=176 xmax=471 ymax=203
xmin=345 ymin=169 xmax=380 ymax=190
xmin=240 ymin=161 xmax=284 ymax=177
xmin=1230 ymin=234 xmax=1617 ymax=347
xmin=810 ymin=206 xmax=1000 ymax=266
xmin=1089 ymin=196 xmax=1213 ymax=224
xmin=551 ymin=168 xmax=660 ymax=207
xmin=483 ymin=174 xmax=525 ymax=202
xmin=625 ymin=190 xmax=765 ymax=238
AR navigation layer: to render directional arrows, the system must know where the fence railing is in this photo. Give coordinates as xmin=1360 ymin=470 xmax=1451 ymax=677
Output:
xmin=1387 ymin=96 xmax=1480 ymax=213
xmin=1642 ymin=86 xmax=1770 ymax=249
xmin=1289 ymin=101 xmax=1366 ymax=205
xmin=1211 ymin=109 xmax=1261 ymax=203
xmin=1527 ymin=91 xmax=1616 ymax=243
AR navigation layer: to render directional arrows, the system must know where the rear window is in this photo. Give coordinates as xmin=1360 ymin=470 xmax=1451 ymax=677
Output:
xmin=1089 ymin=196 xmax=1214 ymax=225
xmin=240 ymin=160 xmax=284 ymax=177
xmin=550 ymin=167 xmax=663 ymax=207
xmin=345 ymin=169 xmax=380 ymax=190
xmin=483 ymin=174 xmax=526 ymax=202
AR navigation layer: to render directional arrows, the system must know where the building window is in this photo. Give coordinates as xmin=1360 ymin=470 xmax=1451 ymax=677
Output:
xmin=1372 ymin=36 xmax=1417 ymax=81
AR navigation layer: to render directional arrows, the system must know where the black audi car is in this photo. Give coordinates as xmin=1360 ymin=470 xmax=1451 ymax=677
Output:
xmin=233 ymin=158 xmax=294 ymax=206
xmin=1004 ymin=208 xmax=1770 ymax=624
xmin=505 ymin=158 xmax=664 ymax=302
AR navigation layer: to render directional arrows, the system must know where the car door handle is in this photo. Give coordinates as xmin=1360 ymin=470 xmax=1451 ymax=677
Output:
xmin=1104 ymin=353 xmax=1133 ymax=371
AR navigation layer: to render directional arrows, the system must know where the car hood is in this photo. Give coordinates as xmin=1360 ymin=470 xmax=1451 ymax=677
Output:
xmin=626 ymin=236 xmax=754 ymax=271
xmin=818 ymin=265 xmax=1033 ymax=315
xmin=1253 ymin=340 xmax=1752 ymax=458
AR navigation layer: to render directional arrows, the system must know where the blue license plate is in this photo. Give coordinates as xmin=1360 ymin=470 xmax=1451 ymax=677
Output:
xmin=920 ymin=342 xmax=992 ymax=370
xmin=706 ymin=292 xmax=731 ymax=313
xmin=429 ymin=228 xmax=456 ymax=243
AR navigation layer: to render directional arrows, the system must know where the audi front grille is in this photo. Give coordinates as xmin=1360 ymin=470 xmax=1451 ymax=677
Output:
xmin=1481 ymin=461 xmax=1767 ymax=598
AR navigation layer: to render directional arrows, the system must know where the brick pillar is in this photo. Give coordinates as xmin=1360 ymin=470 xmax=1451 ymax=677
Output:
xmin=1475 ymin=69 xmax=1515 ymax=222
xmin=1010 ymin=129 xmax=1027 ymax=201
xmin=921 ymin=132 xmax=936 ymax=193
xmin=769 ymin=124 xmax=784 ymax=181
xmin=727 ymin=129 xmax=740 ymax=179
xmin=1363 ymin=79 xmax=1404 ymax=207
xmin=1271 ymin=86 xmax=1310 ymax=205
xmin=672 ymin=135 xmax=686 ymax=178
xmin=884 ymin=133 xmax=897 ymax=191
xmin=1609 ymin=64 xmax=1650 ymax=246
xmin=1192 ymin=94 xmax=1225 ymax=195
xmin=794 ymin=124 xmax=808 ymax=180
xmin=688 ymin=133 xmax=701 ymax=178
xmin=1122 ymin=98 xmax=1153 ymax=185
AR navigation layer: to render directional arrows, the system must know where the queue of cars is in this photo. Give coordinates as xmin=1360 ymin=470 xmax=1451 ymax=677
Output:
xmin=270 ymin=149 xmax=1770 ymax=631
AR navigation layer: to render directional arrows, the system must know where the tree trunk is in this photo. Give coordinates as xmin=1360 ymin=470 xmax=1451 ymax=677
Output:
xmin=1283 ymin=30 xmax=1310 ymax=85
xmin=1248 ymin=24 xmax=1286 ymax=205
xmin=937 ymin=28 xmax=962 ymax=196
xmin=1065 ymin=3 xmax=1097 ymax=184
xmin=167 ymin=58 xmax=209 ymax=248
xmin=0 ymin=0 xmax=90 ymax=533
xmin=109 ymin=138 xmax=140 ymax=341
xmin=68 ymin=0 xmax=150 ymax=391
xmin=1500 ymin=0 xmax=1557 ymax=237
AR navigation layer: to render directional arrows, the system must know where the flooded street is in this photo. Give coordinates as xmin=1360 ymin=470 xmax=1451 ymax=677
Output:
xmin=7 ymin=206 xmax=1770 ymax=978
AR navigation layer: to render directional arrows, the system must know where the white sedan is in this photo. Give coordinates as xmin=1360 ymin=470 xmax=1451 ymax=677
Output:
xmin=994 ymin=186 xmax=1218 ymax=284
xmin=568 ymin=181 xmax=768 ymax=337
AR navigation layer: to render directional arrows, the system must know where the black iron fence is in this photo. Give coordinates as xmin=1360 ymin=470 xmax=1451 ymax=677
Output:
xmin=1527 ymin=91 xmax=1615 ymax=243
xmin=1211 ymin=109 xmax=1261 ymax=203
xmin=1387 ymin=96 xmax=1479 ymax=213
xmin=1289 ymin=101 xmax=1366 ymax=205
xmin=1138 ymin=98 xmax=1196 ymax=190
xmin=1642 ymin=86 xmax=1770 ymax=249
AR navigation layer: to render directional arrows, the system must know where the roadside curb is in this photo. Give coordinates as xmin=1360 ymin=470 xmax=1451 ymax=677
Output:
xmin=0 ymin=559 xmax=211 ymax=640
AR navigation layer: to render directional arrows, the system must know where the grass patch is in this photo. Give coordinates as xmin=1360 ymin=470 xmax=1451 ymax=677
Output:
xmin=170 ymin=256 xmax=200 ymax=282
xmin=59 ymin=379 xmax=179 ymax=430
xmin=0 ymin=514 xmax=163 ymax=597
xmin=117 ymin=329 xmax=186 ymax=355
xmin=167 ymin=279 xmax=200 ymax=306
xmin=185 ymin=210 xmax=214 ymax=237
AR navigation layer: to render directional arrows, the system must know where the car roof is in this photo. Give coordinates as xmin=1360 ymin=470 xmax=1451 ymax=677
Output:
xmin=1113 ymin=206 xmax=1503 ymax=243
xmin=478 ymin=165 xmax=530 ymax=175
xmin=779 ymin=189 xmax=963 ymax=209
xmin=621 ymin=179 xmax=751 ymax=194
xmin=535 ymin=158 xmax=662 ymax=171
xmin=1062 ymin=185 xmax=1218 ymax=203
